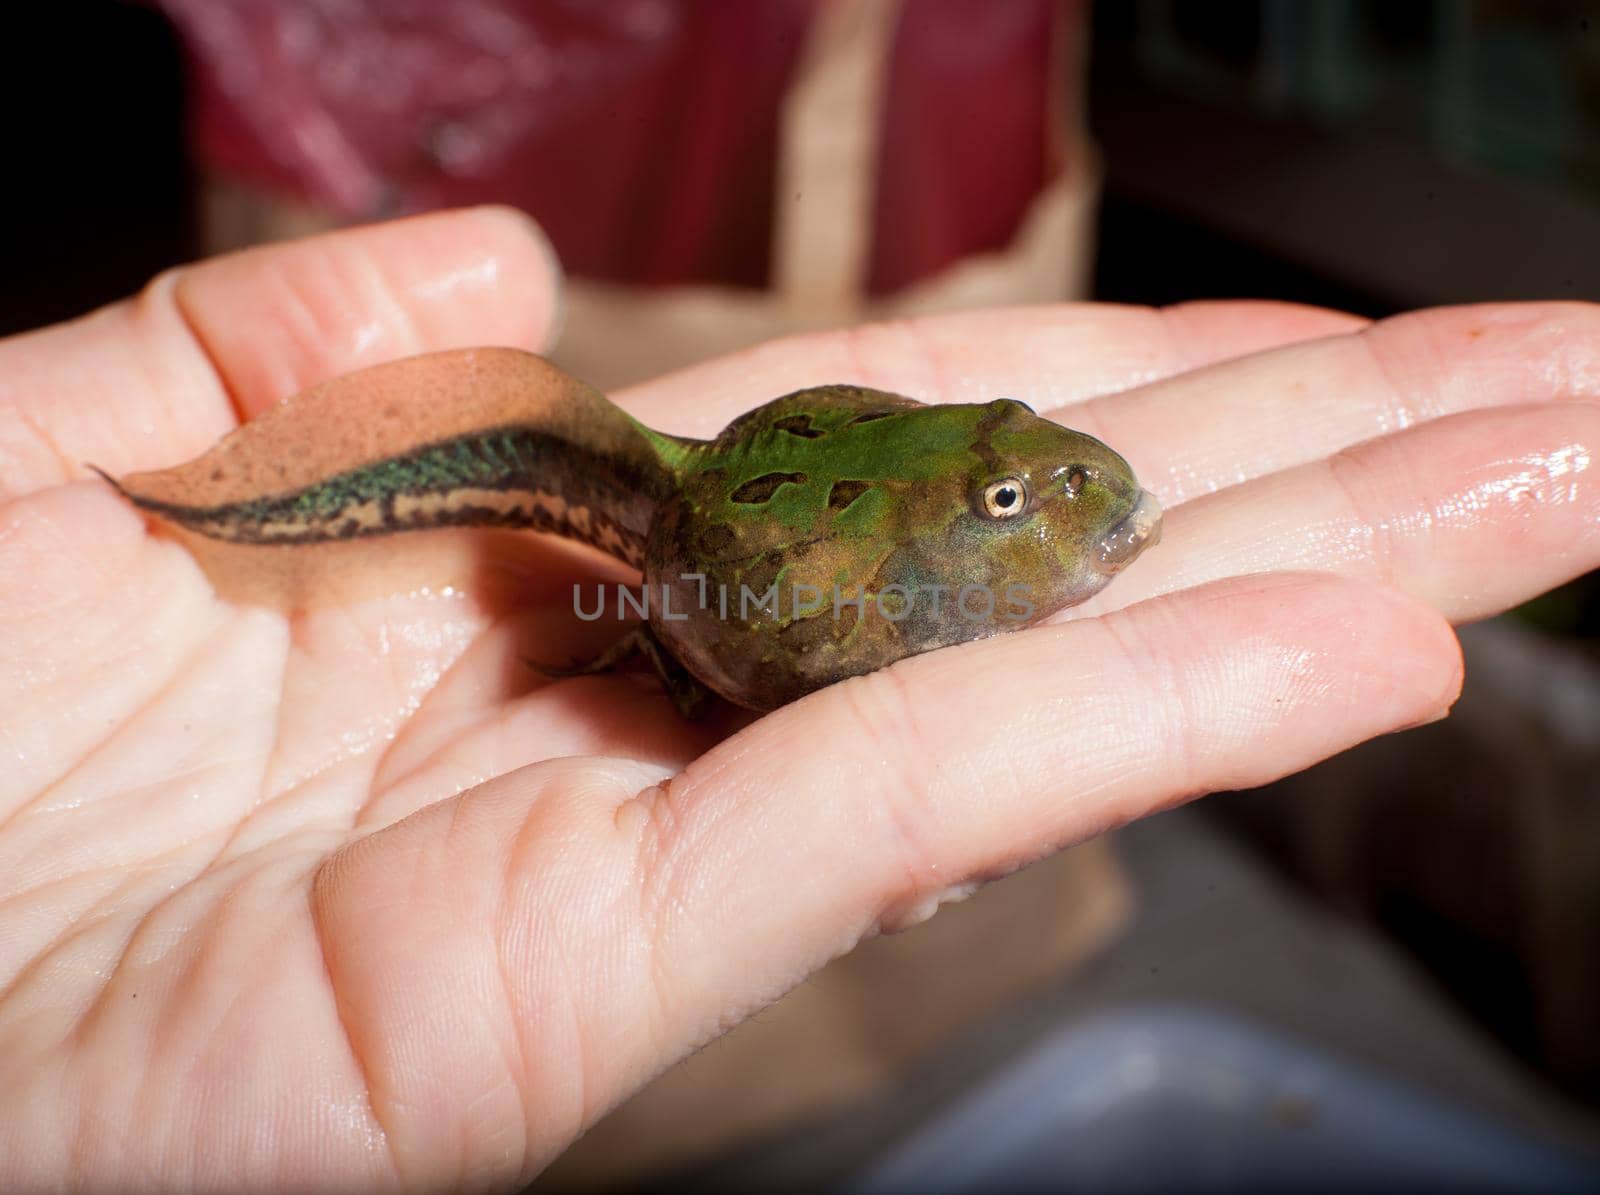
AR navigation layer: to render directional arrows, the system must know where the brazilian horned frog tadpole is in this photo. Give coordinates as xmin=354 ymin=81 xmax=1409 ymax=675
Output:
xmin=102 ymin=348 xmax=1162 ymax=714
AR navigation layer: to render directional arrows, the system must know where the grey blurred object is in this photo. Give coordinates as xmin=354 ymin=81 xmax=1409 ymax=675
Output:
xmin=848 ymin=622 xmax=1600 ymax=1194
xmin=641 ymin=801 xmax=1597 ymax=1191
xmin=850 ymin=1005 xmax=1597 ymax=1194
xmin=1217 ymin=619 xmax=1600 ymax=1103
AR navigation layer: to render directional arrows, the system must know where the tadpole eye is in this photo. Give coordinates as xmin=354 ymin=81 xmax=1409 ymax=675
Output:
xmin=1067 ymin=467 xmax=1087 ymax=495
xmin=981 ymin=477 xmax=1028 ymax=519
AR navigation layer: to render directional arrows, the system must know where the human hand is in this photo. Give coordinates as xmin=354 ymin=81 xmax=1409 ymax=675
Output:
xmin=2 ymin=208 xmax=1596 ymax=1190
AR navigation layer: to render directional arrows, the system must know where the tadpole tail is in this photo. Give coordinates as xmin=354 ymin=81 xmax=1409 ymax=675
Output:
xmin=99 ymin=348 xmax=704 ymax=570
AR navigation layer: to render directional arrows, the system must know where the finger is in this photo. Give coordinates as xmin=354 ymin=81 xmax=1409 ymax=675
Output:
xmin=1076 ymin=403 xmax=1600 ymax=625
xmin=311 ymin=572 xmax=1459 ymax=1181
xmin=617 ymin=300 xmax=1365 ymax=436
xmin=1061 ymin=301 xmax=1600 ymax=506
xmin=623 ymin=571 xmax=1459 ymax=1008
xmin=0 ymin=206 xmax=563 ymax=500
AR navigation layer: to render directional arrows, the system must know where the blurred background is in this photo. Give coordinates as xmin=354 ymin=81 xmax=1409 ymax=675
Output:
xmin=2 ymin=1 xmax=1597 ymax=1189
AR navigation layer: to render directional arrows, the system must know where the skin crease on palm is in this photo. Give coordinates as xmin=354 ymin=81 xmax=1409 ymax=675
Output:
xmin=0 ymin=207 xmax=1596 ymax=1191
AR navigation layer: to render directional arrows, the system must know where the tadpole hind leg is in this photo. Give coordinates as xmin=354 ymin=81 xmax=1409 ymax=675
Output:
xmin=633 ymin=623 xmax=713 ymax=720
xmin=534 ymin=627 xmax=648 ymax=679
xmin=532 ymin=623 xmax=712 ymax=719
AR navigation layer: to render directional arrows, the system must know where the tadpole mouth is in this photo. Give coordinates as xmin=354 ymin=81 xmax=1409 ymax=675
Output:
xmin=1095 ymin=489 xmax=1163 ymax=574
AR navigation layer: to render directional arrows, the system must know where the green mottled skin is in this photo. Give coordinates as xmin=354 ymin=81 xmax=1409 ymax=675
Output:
xmin=108 ymin=349 xmax=1159 ymax=714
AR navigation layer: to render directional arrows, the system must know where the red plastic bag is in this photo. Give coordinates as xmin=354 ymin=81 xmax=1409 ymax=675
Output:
xmin=159 ymin=0 xmax=1070 ymax=293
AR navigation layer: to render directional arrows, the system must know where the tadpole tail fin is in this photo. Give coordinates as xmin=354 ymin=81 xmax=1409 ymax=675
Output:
xmin=93 ymin=348 xmax=711 ymax=606
xmin=98 ymin=347 xmax=703 ymax=568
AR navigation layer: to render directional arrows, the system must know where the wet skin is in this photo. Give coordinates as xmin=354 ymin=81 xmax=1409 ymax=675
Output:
xmin=104 ymin=348 xmax=1161 ymax=713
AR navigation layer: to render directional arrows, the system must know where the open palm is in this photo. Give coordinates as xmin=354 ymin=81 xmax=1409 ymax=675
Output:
xmin=2 ymin=208 xmax=1596 ymax=1190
